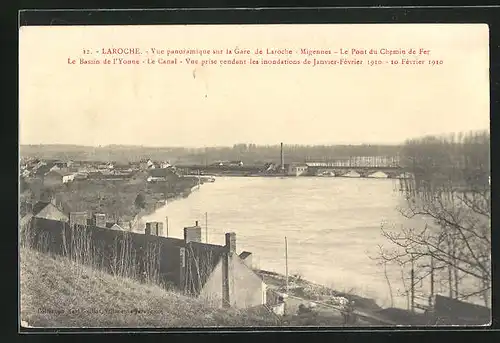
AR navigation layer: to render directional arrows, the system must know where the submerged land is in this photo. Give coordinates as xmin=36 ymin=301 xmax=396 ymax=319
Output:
xmin=19 ymin=133 xmax=491 ymax=327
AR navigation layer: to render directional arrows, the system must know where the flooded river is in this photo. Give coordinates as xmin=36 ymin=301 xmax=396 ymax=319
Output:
xmin=142 ymin=177 xmax=476 ymax=309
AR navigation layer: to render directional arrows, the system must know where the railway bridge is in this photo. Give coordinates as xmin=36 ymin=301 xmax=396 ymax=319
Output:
xmin=175 ymin=163 xmax=406 ymax=178
xmin=306 ymin=165 xmax=404 ymax=178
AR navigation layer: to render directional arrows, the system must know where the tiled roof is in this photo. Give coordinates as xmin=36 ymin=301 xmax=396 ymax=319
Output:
xmin=32 ymin=201 xmax=50 ymax=216
xmin=35 ymin=163 xmax=55 ymax=176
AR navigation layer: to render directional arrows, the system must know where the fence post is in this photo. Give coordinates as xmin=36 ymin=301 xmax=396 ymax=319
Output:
xmin=179 ymin=247 xmax=186 ymax=293
xmin=410 ymin=256 xmax=415 ymax=313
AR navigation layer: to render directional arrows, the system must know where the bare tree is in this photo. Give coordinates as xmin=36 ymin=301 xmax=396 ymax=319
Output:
xmin=376 ymin=131 xmax=491 ymax=308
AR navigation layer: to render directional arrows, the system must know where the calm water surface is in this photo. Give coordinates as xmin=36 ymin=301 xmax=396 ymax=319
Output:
xmin=142 ymin=177 xmax=440 ymax=308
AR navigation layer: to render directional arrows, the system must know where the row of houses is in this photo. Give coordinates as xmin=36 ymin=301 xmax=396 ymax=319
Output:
xmin=21 ymin=158 xmax=173 ymax=176
xmin=21 ymin=158 xmax=179 ymax=186
xmin=20 ymin=201 xmax=277 ymax=310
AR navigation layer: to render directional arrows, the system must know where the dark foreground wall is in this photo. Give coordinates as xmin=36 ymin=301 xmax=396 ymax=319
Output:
xmin=24 ymin=217 xmax=185 ymax=288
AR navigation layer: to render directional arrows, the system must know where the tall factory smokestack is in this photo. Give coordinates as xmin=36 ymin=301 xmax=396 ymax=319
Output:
xmin=280 ymin=142 xmax=285 ymax=173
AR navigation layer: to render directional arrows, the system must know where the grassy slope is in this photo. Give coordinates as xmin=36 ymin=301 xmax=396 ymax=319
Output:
xmin=20 ymin=248 xmax=277 ymax=328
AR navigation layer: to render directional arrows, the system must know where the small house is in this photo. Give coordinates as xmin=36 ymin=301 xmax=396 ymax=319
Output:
xmin=49 ymin=165 xmax=61 ymax=172
xmin=43 ymin=170 xmax=75 ymax=186
xmin=197 ymin=232 xmax=267 ymax=309
xmin=139 ymin=159 xmax=150 ymax=170
xmin=147 ymin=168 xmax=170 ymax=182
xmin=31 ymin=201 xmax=69 ymax=222
xmin=160 ymin=161 xmax=171 ymax=169
xmin=287 ymin=163 xmax=309 ymax=176
xmin=34 ymin=162 xmax=55 ymax=178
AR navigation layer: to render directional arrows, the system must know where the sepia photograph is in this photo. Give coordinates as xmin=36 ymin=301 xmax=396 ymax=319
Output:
xmin=19 ymin=22 xmax=491 ymax=329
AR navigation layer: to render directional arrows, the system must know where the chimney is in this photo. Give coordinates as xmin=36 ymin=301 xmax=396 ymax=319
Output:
xmin=280 ymin=142 xmax=284 ymax=172
xmin=225 ymin=232 xmax=236 ymax=253
xmin=156 ymin=222 xmax=164 ymax=236
xmin=146 ymin=222 xmax=164 ymax=236
xmin=70 ymin=211 xmax=88 ymax=228
xmin=93 ymin=213 xmax=106 ymax=228
xmin=184 ymin=222 xmax=202 ymax=243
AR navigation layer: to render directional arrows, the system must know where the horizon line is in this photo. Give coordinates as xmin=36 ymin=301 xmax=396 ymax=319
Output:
xmin=19 ymin=142 xmax=405 ymax=149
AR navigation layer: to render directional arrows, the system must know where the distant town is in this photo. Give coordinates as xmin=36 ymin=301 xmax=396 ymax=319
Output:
xmin=20 ymin=142 xmax=404 ymax=183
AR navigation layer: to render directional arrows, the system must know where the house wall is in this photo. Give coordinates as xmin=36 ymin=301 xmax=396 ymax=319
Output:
xmin=228 ymin=254 xmax=267 ymax=308
xmin=288 ymin=166 xmax=308 ymax=176
xmin=199 ymin=253 xmax=266 ymax=309
xmin=62 ymin=174 xmax=75 ymax=183
xmin=70 ymin=212 xmax=88 ymax=227
xmin=198 ymin=259 xmax=224 ymax=307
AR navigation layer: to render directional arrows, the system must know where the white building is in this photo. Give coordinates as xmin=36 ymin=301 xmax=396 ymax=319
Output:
xmin=160 ymin=161 xmax=171 ymax=169
xmin=287 ymin=163 xmax=308 ymax=176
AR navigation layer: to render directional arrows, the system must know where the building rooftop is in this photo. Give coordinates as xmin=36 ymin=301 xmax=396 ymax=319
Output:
xmin=32 ymin=202 xmax=50 ymax=216
xmin=239 ymin=251 xmax=252 ymax=259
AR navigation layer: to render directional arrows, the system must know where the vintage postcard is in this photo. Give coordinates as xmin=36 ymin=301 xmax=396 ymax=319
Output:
xmin=19 ymin=22 xmax=491 ymax=329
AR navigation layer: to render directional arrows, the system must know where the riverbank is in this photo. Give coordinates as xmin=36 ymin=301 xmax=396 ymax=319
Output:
xmin=21 ymin=173 xmax=201 ymax=226
xmin=255 ymin=269 xmax=438 ymax=325
xmin=255 ymin=269 xmax=381 ymax=311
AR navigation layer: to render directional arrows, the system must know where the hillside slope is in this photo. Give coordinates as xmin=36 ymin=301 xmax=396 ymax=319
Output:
xmin=20 ymin=248 xmax=277 ymax=328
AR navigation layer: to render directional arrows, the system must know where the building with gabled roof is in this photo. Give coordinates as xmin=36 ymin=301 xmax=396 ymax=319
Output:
xmin=43 ymin=170 xmax=75 ymax=187
xmin=28 ymin=216 xmax=268 ymax=310
xmin=31 ymin=201 xmax=69 ymax=222
xmin=105 ymin=222 xmax=125 ymax=231
xmin=34 ymin=163 xmax=55 ymax=178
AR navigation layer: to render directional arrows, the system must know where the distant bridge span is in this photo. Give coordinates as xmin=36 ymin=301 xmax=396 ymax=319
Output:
xmin=175 ymin=164 xmax=406 ymax=177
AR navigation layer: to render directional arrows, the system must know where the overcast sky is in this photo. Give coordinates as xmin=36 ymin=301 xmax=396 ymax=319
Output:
xmin=19 ymin=24 xmax=490 ymax=147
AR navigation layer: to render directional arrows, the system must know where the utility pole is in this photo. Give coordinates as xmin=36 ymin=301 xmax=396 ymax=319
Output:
xmin=285 ymin=236 xmax=289 ymax=293
xmin=166 ymin=216 xmax=169 ymax=238
xmin=411 ymin=254 xmax=415 ymax=313
xmin=430 ymin=255 xmax=435 ymax=308
xmin=205 ymin=212 xmax=208 ymax=243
